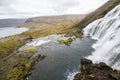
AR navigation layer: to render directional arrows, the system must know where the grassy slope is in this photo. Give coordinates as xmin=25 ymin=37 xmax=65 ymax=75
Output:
xmin=18 ymin=14 xmax=85 ymax=38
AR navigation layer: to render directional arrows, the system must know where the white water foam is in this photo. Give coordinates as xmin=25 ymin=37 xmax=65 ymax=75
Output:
xmin=65 ymin=69 xmax=79 ymax=80
xmin=67 ymin=71 xmax=79 ymax=80
xmin=19 ymin=34 xmax=75 ymax=51
xmin=83 ymin=5 xmax=120 ymax=70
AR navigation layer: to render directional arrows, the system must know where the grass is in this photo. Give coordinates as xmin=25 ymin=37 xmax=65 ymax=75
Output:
xmin=58 ymin=38 xmax=73 ymax=45
xmin=8 ymin=59 xmax=34 ymax=80
xmin=24 ymin=47 xmax=37 ymax=54
xmin=0 ymin=40 xmax=24 ymax=60
xmin=16 ymin=19 xmax=83 ymax=39
xmin=0 ymin=52 xmax=45 ymax=80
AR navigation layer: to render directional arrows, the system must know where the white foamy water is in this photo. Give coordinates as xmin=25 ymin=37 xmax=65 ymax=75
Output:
xmin=19 ymin=34 xmax=75 ymax=51
xmin=0 ymin=27 xmax=29 ymax=38
xmin=66 ymin=70 xmax=79 ymax=80
xmin=83 ymin=5 xmax=120 ymax=70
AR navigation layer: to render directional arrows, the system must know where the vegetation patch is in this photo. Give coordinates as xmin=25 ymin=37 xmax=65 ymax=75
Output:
xmin=58 ymin=38 xmax=73 ymax=45
xmin=0 ymin=40 xmax=24 ymax=60
xmin=0 ymin=52 xmax=45 ymax=80
xmin=8 ymin=59 xmax=34 ymax=80
xmin=24 ymin=47 xmax=37 ymax=54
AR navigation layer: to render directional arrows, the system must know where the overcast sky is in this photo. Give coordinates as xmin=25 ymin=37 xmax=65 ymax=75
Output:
xmin=0 ymin=0 xmax=108 ymax=19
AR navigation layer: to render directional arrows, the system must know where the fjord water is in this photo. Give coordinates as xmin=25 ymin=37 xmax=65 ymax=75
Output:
xmin=84 ymin=5 xmax=120 ymax=70
xmin=0 ymin=27 xmax=29 ymax=38
xmin=29 ymin=37 xmax=95 ymax=80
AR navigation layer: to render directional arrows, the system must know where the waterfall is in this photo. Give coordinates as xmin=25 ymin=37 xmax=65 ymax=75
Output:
xmin=83 ymin=5 xmax=120 ymax=70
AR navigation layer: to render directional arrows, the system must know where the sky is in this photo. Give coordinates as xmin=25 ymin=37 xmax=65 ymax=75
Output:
xmin=0 ymin=0 xmax=108 ymax=19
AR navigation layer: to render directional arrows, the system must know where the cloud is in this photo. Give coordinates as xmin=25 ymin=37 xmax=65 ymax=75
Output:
xmin=0 ymin=0 xmax=108 ymax=19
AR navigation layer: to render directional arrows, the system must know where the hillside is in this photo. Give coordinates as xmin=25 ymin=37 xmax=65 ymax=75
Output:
xmin=20 ymin=14 xmax=85 ymax=28
xmin=73 ymin=0 xmax=120 ymax=29
xmin=18 ymin=14 xmax=85 ymax=38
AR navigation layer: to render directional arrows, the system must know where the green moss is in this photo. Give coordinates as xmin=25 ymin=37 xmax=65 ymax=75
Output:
xmin=25 ymin=61 xmax=33 ymax=71
xmin=7 ymin=54 xmax=43 ymax=80
xmin=58 ymin=38 xmax=73 ymax=45
xmin=0 ymin=41 xmax=24 ymax=59
xmin=24 ymin=47 xmax=37 ymax=54
xmin=8 ymin=66 xmax=25 ymax=80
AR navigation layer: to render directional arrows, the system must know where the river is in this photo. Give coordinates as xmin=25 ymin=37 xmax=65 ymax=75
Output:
xmin=24 ymin=36 xmax=95 ymax=80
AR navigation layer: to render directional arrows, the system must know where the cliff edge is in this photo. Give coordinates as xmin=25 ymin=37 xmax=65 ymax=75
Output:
xmin=74 ymin=59 xmax=120 ymax=80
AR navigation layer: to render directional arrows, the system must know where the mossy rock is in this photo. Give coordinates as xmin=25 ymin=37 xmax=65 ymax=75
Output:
xmin=58 ymin=38 xmax=73 ymax=45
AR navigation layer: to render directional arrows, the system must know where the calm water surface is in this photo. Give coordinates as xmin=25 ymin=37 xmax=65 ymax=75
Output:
xmin=0 ymin=27 xmax=29 ymax=38
xmin=29 ymin=37 xmax=95 ymax=80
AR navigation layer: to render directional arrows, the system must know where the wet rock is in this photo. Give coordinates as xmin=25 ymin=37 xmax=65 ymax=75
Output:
xmin=98 ymin=62 xmax=113 ymax=71
xmin=81 ymin=59 xmax=92 ymax=65
xmin=74 ymin=58 xmax=120 ymax=80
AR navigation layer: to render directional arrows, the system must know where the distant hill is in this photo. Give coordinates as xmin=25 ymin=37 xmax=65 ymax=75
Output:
xmin=25 ymin=14 xmax=85 ymax=23
xmin=0 ymin=19 xmax=26 ymax=28
xmin=20 ymin=14 xmax=85 ymax=28
xmin=19 ymin=14 xmax=86 ymax=38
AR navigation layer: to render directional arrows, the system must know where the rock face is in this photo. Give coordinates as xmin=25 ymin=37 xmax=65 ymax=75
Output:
xmin=74 ymin=59 xmax=120 ymax=80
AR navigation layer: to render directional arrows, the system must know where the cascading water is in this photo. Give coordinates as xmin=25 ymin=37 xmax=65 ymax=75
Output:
xmin=83 ymin=4 xmax=120 ymax=70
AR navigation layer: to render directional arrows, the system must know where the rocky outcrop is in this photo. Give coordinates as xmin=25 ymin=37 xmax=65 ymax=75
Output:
xmin=74 ymin=59 xmax=120 ymax=80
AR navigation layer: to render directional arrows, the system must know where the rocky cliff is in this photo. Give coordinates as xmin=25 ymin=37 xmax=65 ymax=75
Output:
xmin=74 ymin=59 xmax=120 ymax=80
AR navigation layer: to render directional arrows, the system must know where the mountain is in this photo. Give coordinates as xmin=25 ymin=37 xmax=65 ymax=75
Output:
xmin=0 ymin=19 xmax=26 ymax=28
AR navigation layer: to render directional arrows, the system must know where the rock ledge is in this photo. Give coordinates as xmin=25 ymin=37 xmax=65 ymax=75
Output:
xmin=74 ymin=59 xmax=120 ymax=80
